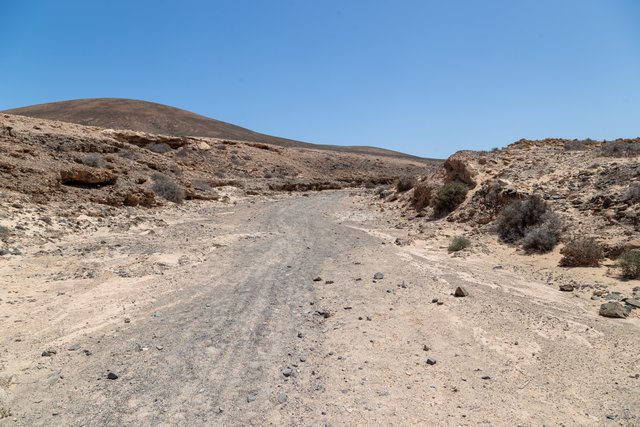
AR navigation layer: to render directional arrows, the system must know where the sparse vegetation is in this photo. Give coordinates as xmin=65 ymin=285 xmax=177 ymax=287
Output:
xmin=622 ymin=183 xmax=640 ymax=204
xmin=82 ymin=153 xmax=106 ymax=168
xmin=617 ymin=250 xmax=640 ymax=279
xmin=396 ymin=175 xmax=416 ymax=193
xmin=0 ymin=225 xmax=10 ymax=241
xmin=448 ymin=236 xmax=471 ymax=252
xmin=146 ymin=143 xmax=172 ymax=154
xmin=497 ymin=195 xmax=562 ymax=253
xmin=151 ymin=174 xmax=185 ymax=203
xmin=563 ymin=139 xmax=593 ymax=151
xmin=192 ymin=179 xmax=213 ymax=193
xmin=600 ymin=141 xmax=640 ymax=157
xmin=412 ymin=183 xmax=432 ymax=211
xmin=559 ymin=237 xmax=604 ymax=267
xmin=432 ymin=182 xmax=468 ymax=214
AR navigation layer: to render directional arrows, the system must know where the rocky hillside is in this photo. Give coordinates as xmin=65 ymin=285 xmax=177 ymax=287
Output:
xmin=0 ymin=113 xmax=438 ymax=210
xmin=384 ymin=138 xmax=640 ymax=254
xmin=3 ymin=98 xmax=431 ymax=159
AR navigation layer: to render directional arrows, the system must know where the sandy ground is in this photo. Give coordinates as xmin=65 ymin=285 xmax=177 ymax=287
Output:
xmin=1 ymin=191 xmax=639 ymax=426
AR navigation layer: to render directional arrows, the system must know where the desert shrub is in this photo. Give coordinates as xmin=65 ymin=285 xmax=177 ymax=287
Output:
xmin=617 ymin=250 xmax=640 ymax=279
xmin=118 ymin=149 xmax=140 ymax=160
xmin=151 ymin=175 xmax=185 ymax=204
xmin=192 ymin=180 xmax=213 ymax=193
xmin=396 ymin=176 xmax=416 ymax=193
xmin=412 ymin=184 xmax=432 ymax=211
xmin=622 ymin=183 xmax=640 ymax=204
xmin=0 ymin=225 xmax=10 ymax=241
xmin=146 ymin=143 xmax=172 ymax=154
xmin=176 ymin=147 xmax=189 ymax=158
xmin=559 ymin=237 xmax=604 ymax=266
xmin=564 ymin=139 xmax=592 ymax=151
xmin=600 ymin=141 xmax=640 ymax=157
xmin=497 ymin=195 xmax=548 ymax=242
xmin=432 ymin=182 xmax=468 ymax=214
xmin=448 ymin=236 xmax=471 ymax=252
xmin=520 ymin=212 xmax=563 ymax=253
xmin=82 ymin=153 xmax=105 ymax=168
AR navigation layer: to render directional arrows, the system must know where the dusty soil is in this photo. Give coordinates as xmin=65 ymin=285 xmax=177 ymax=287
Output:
xmin=1 ymin=191 xmax=638 ymax=426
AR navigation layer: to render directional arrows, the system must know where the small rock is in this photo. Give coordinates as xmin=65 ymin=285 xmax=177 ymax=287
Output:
xmin=625 ymin=298 xmax=640 ymax=309
xmin=325 ymin=280 xmax=334 ymax=284
xmin=373 ymin=272 xmax=384 ymax=280
xmin=282 ymin=368 xmax=293 ymax=377
xmin=599 ymin=302 xmax=628 ymax=318
xmin=67 ymin=343 xmax=81 ymax=351
xmin=299 ymin=355 xmax=306 ymax=362
xmin=276 ymin=393 xmax=288 ymax=404
xmin=247 ymin=393 xmax=258 ymax=403
xmin=426 ymin=357 xmax=437 ymax=365
xmin=107 ymin=371 xmax=119 ymax=380
xmin=41 ymin=349 xmax=57 ymax=357
xmin=481 ymin=375 xmax=491 ymax=380
xmin=377 ymin=389 xmax=389 ymax=396
xmin=559 ymin=284 xmax=574 ymax=292
xmin=124 ymin=318 xmax=131 ymax=324
xmin=312 ymin=277 xmax=322 ymax=282
xmin=83 ymin=349 xmax=92 ymax=356
xmin=604 ymin=293 xmax=622 ymax=301
xmin=454 ymin=286 xmax=469 ymax=297
xmin=431 ymin=298 xmax=439 ymax=303
xmin=315 ymin=309 xmax=332 ymax=319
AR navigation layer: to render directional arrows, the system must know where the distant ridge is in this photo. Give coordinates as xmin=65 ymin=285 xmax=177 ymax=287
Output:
xmin=3 ymin=98 xmax=428 ymax=159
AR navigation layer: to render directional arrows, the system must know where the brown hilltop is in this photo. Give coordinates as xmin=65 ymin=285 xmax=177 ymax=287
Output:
xmin=2 ymin=98 xmax=429 ymax=159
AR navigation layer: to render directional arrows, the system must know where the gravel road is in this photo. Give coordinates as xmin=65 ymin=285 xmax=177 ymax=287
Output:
xmin=1 ymin=191 xmax=639 ymax=426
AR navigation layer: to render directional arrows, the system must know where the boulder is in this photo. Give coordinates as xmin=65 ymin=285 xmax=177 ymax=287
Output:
xmin=599 ymin=302 xmax=628 ymax=318
xmin=60 ymin=167 xmax=118 ymax=186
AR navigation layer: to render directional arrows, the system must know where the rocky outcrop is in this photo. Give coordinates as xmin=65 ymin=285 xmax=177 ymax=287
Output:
xmin=443 ymin=155 xmax=477 ymax=189
xmin=60 ymin=167 xmax=118 ymax=187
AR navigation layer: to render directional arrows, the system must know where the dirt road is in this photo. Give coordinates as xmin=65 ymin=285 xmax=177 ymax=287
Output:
xmin=1 ymin=191 xmax=639 ymax=426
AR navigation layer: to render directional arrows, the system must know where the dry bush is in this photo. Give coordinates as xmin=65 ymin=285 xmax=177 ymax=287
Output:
xmin=432 ymin=182 xmax=468 ymax=214
xmin=0 ymin=225 xmax=10 ymax=241
xmin=412 ymin=183 xmax=432 ymax=211
xmin=497 ymin=195 xmax=548 ymax=242
xmin=497 ymin=195 xmax=563 ymax=253
xmin=146 ymin=143 xmax=172 ymax=154
xmin=151 ymin=175 xmax=185 ymax=204
xmin=600 ymin=141 xmax=640 ymax=157
xmin=521 ymin=212 xmax=563 ymax=253
xmin=192 ymin=180 xmax=213 ymax=193
xmin=448 ymin=236 xmax=471 ymax=252
xmin=564 ymin=139 xmax=593 ymax=151
xmin=622 ymin=183 xmax=640 ymax=204
xmin=559 ymin=237 xmax=604 ymax=267
xmin=396 ymin=175 xmax=416 ymax=193
xmin=82 ymin=153 xmax=106 ymax=168
xmin=617 ymin=250 xmax=640 ymax=279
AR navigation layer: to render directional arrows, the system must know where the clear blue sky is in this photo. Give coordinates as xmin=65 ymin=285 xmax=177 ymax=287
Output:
xmin=1 ymin=1 xmax=639 ymax=158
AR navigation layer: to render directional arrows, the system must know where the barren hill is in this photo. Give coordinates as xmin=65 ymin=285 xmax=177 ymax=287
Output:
xmin=2 ymin=98 xmax=425 ymax=159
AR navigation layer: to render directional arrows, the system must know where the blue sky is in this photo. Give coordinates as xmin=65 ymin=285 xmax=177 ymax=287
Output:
xmin=1 ymin=1 xmax=639 ymax=158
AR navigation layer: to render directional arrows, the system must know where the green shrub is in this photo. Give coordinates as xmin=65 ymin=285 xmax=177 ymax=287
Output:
xmin=432 ymin=182 xmax=468 ymax=214
xmin=617 ymin=250 xmax=640 ymax=279
xmin=559 ymin=237 xmax=604 ymax=267
xmin=448 ymin=236 xmax=471 ymax=252
xmin=396 ymin=176 xmax=416 ymax=193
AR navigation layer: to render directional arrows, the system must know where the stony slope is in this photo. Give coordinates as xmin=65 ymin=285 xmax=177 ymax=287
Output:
xmin=0 ymin=113 xmax=438 ymax=210
xmin=3 ymin=98 xmax=429 ymax=159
